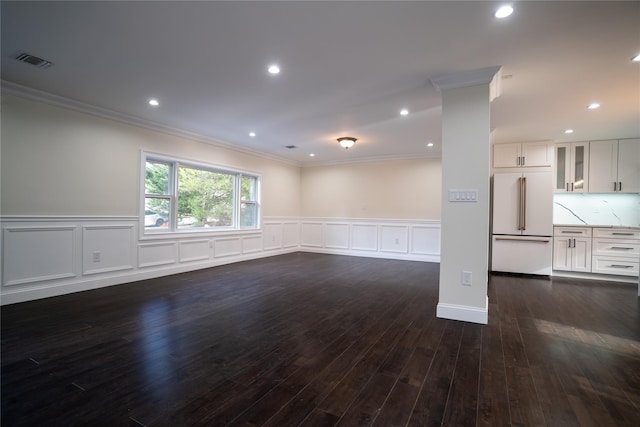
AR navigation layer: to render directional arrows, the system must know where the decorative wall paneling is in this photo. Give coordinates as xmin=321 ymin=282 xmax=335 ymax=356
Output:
xmin=1 ymin=216 xmax=441 ymax=304
xmin=299 ymin=218 xmax=441 ymax=262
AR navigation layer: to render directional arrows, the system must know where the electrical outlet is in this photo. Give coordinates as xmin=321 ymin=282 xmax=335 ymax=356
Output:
xmin=92 ymin=251 xmax=101 ymax=263
xmin=462 ymin=271 xmax=472 ymax=286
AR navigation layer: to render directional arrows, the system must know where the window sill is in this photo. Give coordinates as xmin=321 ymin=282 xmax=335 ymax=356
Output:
xmin=140 ymin=227 xmax=262 ymax=241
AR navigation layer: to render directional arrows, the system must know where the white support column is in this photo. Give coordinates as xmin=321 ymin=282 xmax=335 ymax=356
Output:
xmin=431 ymin=66 xmax=502 ymax=325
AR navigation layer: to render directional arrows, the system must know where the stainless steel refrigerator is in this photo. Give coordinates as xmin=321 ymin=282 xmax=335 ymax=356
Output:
xmin=491 ymin=170 xmax=553 ymax=275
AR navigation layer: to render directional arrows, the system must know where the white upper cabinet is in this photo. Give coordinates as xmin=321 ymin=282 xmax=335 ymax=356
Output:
xmin=554 ymin=142 xmax=589 ymax=193
xmin=493 ymin=141 xmax=553 ymax=168
xmin=616 ymin=139 xmax=640 ymax=193
xmin=589 ymin=138 xmax=639 ymax=193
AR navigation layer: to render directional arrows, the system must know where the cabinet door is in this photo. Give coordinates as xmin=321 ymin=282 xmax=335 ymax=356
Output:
xmin=521 ymin=142 xmax=552 ymax=167
xmin=588 ymin=140 xmax=617 ymax=193
xmin=571 ymin=237 xmax=592 ymax=272
xmin=554 ymin=144 xmax=571 ymax=192
xmin=617 ymin=138 xmax=640 ymax=193
xmin=553 ymin=238 xmax=571 ymax=271
xmin=522 ymin=171 xmax=553 ymax=236
xmin=492 ymin=172 xmax=522 ymax=235
xmin=494 ymin=143 xmax=521 ymax=168
xmin=571 ymin=143 xmax=589 ymax=192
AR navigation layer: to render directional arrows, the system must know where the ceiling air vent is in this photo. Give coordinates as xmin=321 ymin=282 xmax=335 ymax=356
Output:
xmin=285 ymin=145 xmax=298 ymax=149
xmin=15 ymin=52 xmax=53 ymax=68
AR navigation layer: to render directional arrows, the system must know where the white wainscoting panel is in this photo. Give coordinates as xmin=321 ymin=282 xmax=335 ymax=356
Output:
xmin=301 ymin=222 xmax=324 ymax=248
xmin=242 ymin=235 xmax=263 ymax=254
xmin=179 ymin=239 xmax=211 ymax=263
xmin=263 ymin=222 xmax=283 ymax=251
xmin=301 ymin=218 xmax=440 ymax=262
xmin=83 ymin=225 xmax=135 ymax=275
xmin=215 ymin=237 xmax=242 ymax=258
xmin=1 ymin=216 xmax=439 ymax=305
xmin=282 ymin=222 xmax=300 ymax=248
xmin=325 ymin=223 xmax=350 ymax=249
xmin=3 ymin=226 xmax=77 ymax=286
xmin=411 ymin=225 xmax=441 ymax=256
xmin=351 ymin=224 xmax=378 ymax=251
xmin=139 ymin=241 xmax=178 ymax=268
xmin=380 ymin=225 xmax=409 ymax=254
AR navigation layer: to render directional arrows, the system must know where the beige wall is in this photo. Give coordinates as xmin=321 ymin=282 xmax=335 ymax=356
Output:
xmin=1 ymin=94 xmax=301 ymax=217
xmin=301 ymin=159 xmax=441 ymax=220
xmin=1 ymin=94 xmax=441 ymax=222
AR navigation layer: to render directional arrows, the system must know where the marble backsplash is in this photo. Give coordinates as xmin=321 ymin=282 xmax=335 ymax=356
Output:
xmin=553 ymin=193 xmax=640 ymax=227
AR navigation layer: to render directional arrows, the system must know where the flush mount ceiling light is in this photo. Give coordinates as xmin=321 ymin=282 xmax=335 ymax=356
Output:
xmin=337 ymin=137 xmax=357 ymax=149
xmin=268 ymin=64 xmax=280 ymax=74
xmin=400 ymin=109 xmax=409 ymax=116
xmin=495 ymin=5 xmax=514 ymax=18
xmin=427 ymin=142 xmax=434 ymax=147
xmin=587 ymin=102 xmax=601 ymax=110
xmin=249 ymin=132 xmax=256 ymax=137
xmin=633 ymin=54 xmax=640 ymax=62
xmin=148 ymin=99 xmax=159 ymax=107
xmin=309 ymin=153 xmax=315 ymax=157
xmin=564 ymin=129 xmax=574 ymax=134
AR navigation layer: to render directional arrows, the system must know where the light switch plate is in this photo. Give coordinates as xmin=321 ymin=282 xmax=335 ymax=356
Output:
xmin=448 ymin=189 xmax=478 ymax=202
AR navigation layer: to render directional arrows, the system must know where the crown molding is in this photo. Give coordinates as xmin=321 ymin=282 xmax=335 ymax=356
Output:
xmin=1 ymin=80 xmax=301 ymax=168
xmin=301 ymin=151 xmax=440 ymax=168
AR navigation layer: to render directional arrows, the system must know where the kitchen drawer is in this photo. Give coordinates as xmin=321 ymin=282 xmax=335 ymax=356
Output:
xmin=554 ymin=227 xmax=591 ymax=237
xmin=591 ymin=256 xmax=639 ymax=276
xmin=593 ymin=228 xmax=640 ymax=240
xmin=592 ymin=239 xmax=640 ymax=258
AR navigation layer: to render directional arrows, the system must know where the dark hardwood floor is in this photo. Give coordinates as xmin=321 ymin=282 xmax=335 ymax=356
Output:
xmin=2 ymin=253 xmax=639 ymax=426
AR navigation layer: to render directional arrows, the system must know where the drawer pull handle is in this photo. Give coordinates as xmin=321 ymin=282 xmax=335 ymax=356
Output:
xmin=495 ymin=237 xmax=550 ymax=243
xmin=610 ymin=247 xmax=634 ymax=250
xmin=561 ymin=231 xmax=583 ymax=234
xmin=608 ymin=265 xmax=633 ymax=269
xmin=612 ymin=232 xmax=634 ymax=236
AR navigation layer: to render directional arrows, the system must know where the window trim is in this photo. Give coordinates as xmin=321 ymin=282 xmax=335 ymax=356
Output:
xmin=140 ymin=151 xmax=261 ymax=238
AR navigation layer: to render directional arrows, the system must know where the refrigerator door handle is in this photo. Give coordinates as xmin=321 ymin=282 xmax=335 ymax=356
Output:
xmin=517 ymin=177 xmax=522 ymax=230
xmin=524 ymin=177 xmax=527 ymax=230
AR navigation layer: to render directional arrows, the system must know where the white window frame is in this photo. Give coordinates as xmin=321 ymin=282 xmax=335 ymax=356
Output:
xmin=140 ymin=151 xmax=261 ymax=238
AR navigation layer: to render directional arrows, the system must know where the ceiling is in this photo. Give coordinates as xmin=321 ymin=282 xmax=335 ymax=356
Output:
xmin=2 ymin=1 xmax=639 ymax=166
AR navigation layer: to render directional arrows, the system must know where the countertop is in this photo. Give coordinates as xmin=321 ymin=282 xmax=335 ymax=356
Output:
xmin=554 ymin=224 xmax=640 ymax=230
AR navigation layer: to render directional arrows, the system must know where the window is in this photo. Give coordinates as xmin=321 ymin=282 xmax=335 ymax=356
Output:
xmin=143 ymin=153 xmax=260 ymax=234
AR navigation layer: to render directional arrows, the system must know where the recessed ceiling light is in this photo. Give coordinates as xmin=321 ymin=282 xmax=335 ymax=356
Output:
xmin=268 ymin=64 xmax=280 ymax=74
xmin=633 ymin=54 xmax=640 ymax=62
xmin=495 ymin=5 xmax=514 ymax=19
xmin=309 ymin=153 xmax=315 ymax=157
xmin=148 ymin=99 xmax=159 ymax=107
xmin=427 ymin=142 xmax=434 ymax=147
xmin=400 ymin=109 xmax=409 ymax=116
xmin=564 ymin=129 xmax=574 ymax=134
xmin=249 ymin=132 xmax=256 ymax=137
xmin=587 ymin=103 xmax=600 ymax=110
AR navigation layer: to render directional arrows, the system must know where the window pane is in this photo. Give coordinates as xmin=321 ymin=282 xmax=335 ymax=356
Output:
xmin=144 ymin=198 xmax=170 ymax=231
xmin=241 ymin=202 xmax=257 ymax=228
xmin=241 ymin=176 xmax=256 ymax=201
xmin=145 ymin=161 xmax=171 ymax=195
xmin=177 ymin=166 xmax=234 ymax=229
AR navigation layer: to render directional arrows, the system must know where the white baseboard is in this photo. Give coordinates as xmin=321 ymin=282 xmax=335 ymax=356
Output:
xmin=436 ymin=296 xmax=488 ymax=324
xmin=299 ymin=247 xmax=440 ymax=263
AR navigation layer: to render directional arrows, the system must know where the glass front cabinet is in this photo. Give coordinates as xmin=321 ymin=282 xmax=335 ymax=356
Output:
xmin=555 ymin=142 xmax=589 ymax=193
